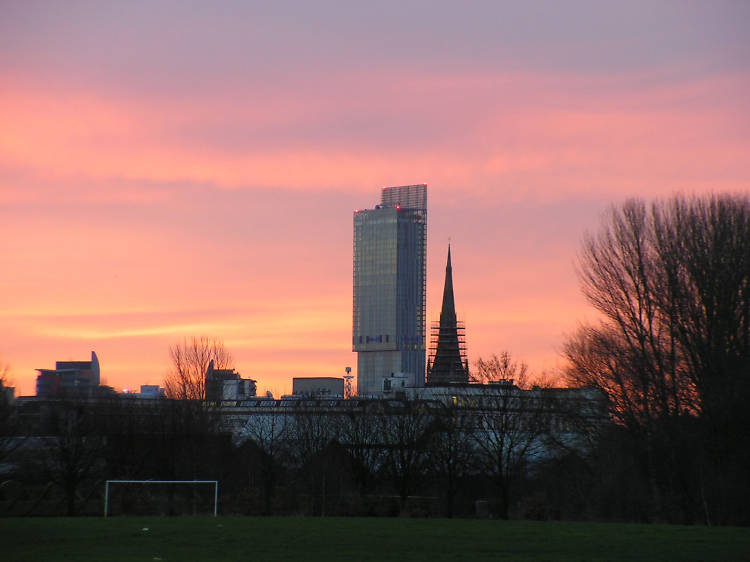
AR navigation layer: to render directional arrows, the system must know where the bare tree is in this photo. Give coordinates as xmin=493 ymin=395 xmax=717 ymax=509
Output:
xmin=569 ymin=200 xmax=689 ymax=427
xmin=0 ymin=359 xmax=9 ymax=387
xmin=565 ymin=194 xmax=750 ymax=524
xmin=41 ymin=401 xmax=106 ymax=516
xmin=378 ymin=399 xmax=437 ymax=512
xmin=0 ymin=359 xmax=30 ymax=490
xmin=468 ymin=356 xmax=552 ymax=519
xmin=473 ymin=352 xmax=530 ymax=387
xmin=650 ymin=196 xmax=750 ymax=427
xmin=288 ymin=404 xmax=340 ymax=515
xmin=564 ymin=325 xmax=668 ymax=433
xmin=430 ymin=400 xmax=473 ymax=518
xmin=164 ymin=336 xmax=233 ymax=400
xmin=338 ymin=402 xmax=385 ymax=500
xmin=569 ymin=194 xmax=750 ymax=427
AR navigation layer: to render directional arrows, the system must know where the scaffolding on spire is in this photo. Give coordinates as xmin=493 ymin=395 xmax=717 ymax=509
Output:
xmin=427 ymin=245 xmax=469 ymax=385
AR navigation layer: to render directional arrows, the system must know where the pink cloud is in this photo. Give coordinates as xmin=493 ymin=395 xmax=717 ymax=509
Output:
xmin=2 ymin=65 xmax=748 ymax=396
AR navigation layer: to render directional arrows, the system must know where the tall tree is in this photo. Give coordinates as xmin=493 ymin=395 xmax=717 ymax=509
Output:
xmin=41 ymin=401 xmax=106 ymax=516
xmin=338 ymin=402 xmax=384 ymax=501
xmin=289 ymin=404 xmax=340 ymax=516
xmin=569 ymin=199 xmax=690 ymax=428
xmin=567 ymin=195 xmax=750 ymax=426
xmin=565 ymin=194 xmax=750 ymax=523
xmin=164 ymin=336 xmax=233 ymax=400
xmin=429 ymin=399 xmax=473 ymax=518
xmin=651 ymin=196 xmax=750 ymax=428
xmin=378 ymin=399 xmax=437 ymax=512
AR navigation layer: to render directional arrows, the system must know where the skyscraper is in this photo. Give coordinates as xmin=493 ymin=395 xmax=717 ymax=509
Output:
xmin=427 ymin=245 xmax=469 ymax=385
xmin=353 ymin=184 xmax=427 ymax=395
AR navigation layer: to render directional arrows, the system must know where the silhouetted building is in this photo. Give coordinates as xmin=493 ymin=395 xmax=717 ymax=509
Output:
xmin=353 ymin=184 xmax=427 ymax=395
xmin=205 ymin=360 xmax=256 ymax=402
xmin=135 ymin=385 xmax=165 ymax=399
xmin=427 ymin=245 xmax=468 ymax=385
xmin=292 ymin=377 xmax=344 ymax=398
xmin=35 ymin=351 xmax=101 ymax=398
xmin=0 ymin=383 xmax=14 ymax=406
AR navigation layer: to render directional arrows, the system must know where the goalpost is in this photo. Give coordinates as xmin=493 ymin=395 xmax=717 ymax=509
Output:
xmin=104 ymin=480 xmax=218 ymax=517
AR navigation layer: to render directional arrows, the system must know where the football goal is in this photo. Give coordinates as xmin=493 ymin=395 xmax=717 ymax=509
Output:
xmin=103 ymin=480 xmax=218 ymax=517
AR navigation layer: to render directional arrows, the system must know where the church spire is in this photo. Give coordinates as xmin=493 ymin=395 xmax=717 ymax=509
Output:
xmin=427 ymin=244 xmax=468 ymax=386
xmin=440 ymin=244 xmax=457 ymax=323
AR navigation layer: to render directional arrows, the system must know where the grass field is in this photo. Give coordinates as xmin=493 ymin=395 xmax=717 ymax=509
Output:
xmin=2 ymin=516 xmax=748 ymax=561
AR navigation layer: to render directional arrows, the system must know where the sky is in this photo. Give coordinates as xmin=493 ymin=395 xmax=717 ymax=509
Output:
xmin=2 ymin=1 xmax=749 ymax=396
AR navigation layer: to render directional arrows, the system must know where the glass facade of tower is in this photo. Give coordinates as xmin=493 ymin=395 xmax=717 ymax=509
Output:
xmin=353 ymin=185 xmax=426 ymax=395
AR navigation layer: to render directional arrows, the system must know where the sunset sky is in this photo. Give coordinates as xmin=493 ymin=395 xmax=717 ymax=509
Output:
xmin=2 ymin=1 xmax=749 ymax=396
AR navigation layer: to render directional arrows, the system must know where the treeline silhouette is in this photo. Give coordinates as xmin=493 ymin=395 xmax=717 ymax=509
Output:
xmin=1 ymin=391 xmax=601 ymax=520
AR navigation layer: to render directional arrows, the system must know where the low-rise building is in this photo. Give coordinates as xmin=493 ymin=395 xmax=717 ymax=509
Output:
xmin=292 ymin=377 xmax=344 ymax=398
xmin=135 ymin=385 xmax=165 ymax=399
xmin=35 ymin=351 xmax=101 ymax=398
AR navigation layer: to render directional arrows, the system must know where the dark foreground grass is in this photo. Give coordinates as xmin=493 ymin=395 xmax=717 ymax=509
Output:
xmin=1 ymin=516 xmax=748 ymax=561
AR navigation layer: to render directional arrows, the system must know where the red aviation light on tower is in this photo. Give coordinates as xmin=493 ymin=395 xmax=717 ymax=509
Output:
xmin=354 ymin=209 xmax=360 ymax=214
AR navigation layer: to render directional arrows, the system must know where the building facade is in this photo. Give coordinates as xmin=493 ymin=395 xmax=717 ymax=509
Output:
xmin=353 ymin=184 xmax=427 ymax=395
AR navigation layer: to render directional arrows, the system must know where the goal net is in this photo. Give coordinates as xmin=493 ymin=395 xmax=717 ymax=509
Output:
xmin=104 ymin=480 xmax=218 ymax=517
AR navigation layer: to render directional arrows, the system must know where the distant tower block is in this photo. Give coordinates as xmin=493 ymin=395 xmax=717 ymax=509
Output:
xmin=427 ymin=245 xmax=468 ymax=385
xmin=353 ymin=184 xmax=427 ymax=395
